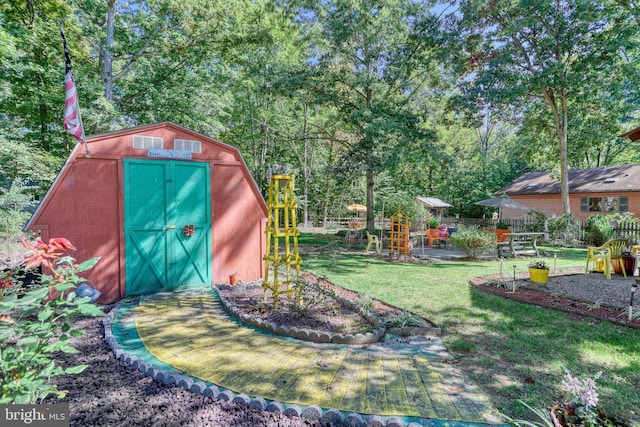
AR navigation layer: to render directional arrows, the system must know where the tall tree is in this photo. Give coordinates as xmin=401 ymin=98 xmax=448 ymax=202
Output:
xmin=298 ymin=0 xmax=444 ymax=230
xmin=454 ymin=0 xmax=635 ymax=214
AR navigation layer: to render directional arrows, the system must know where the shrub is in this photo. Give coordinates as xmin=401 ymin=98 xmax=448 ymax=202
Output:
xmin=524 ymin=210 xmax=547 ymax=233
xmin=450 ymin=228 xmax=496 ymax=259
xmin=584 ymin=214 xmax=612 ymax=246
xmin=428 ymin=218 xmax=440 ymax=229
xmin=496 ymin=221 xmax=509 ymax=230
xmin=0 ymin=238 xmax=102 ymax=404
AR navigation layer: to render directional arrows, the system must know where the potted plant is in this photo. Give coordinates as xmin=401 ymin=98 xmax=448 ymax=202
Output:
xmin=528 ymin=260 xmax=550 ymax=284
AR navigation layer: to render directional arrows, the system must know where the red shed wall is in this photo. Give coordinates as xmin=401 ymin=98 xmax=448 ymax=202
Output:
xmin=29 ymin=157 xmax=123 ymax=303
xmin=211 ymin=164 xmax=266 ymax=283
xmin=27 ymin=123 xmax=267 ymax=303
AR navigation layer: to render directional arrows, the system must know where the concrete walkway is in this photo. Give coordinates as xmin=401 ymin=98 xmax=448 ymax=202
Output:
xmin=111 ymin=290 xmax=503 ymax=426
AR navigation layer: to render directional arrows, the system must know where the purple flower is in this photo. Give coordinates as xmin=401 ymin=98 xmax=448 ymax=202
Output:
xmin=562 ymin=369 xmax=601 ymax=408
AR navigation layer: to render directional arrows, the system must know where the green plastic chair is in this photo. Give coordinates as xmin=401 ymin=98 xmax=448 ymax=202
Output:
xmin=585 ymin=238 xmax=630 ymax=278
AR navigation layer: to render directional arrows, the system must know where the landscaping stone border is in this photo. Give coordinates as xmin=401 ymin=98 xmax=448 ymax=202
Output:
xmin=215 ymin=282 xmax=387 ymax=344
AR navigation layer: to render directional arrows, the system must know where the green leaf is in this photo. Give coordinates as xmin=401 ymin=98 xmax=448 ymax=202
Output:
xmin=77 ymin=303 xmax=103 ymax=317
xmin=54 ymin=282 xmax=76 ymax=293
xmin=13 ymin=287 xmax=48 ymax=307
xmin=76 ymin=257 xmax=101 ymax=273
xmin=64 ymin=364 xmax=88 ymax=375
xmin=37 ymin=307 xmax=54 ymax=322
xmin=69 ymin=329 xmax=84 ymax=337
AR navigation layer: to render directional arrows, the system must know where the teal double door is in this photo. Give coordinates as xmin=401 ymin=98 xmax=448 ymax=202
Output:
xmin=124 ymin=159 xmax=211 ymax=296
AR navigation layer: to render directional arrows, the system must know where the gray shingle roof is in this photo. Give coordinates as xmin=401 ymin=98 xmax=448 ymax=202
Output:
xmin=497 ymin=164 xmax=640 ymax=195
xmin=414 ymin=196 xmax=453 ymax=208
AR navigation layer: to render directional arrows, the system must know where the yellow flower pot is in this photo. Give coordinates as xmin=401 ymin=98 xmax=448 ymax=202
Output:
xmin=529 ymin=268 xmax=549 ymax=284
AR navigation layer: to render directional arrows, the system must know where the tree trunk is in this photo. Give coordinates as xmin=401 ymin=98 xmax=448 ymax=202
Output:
xmin=301 ymin=104 xmax=309 ymax=226
xmin=366 ymin=169 xmax=375 ymax=231
xmin=543 ymin=87 xmax=571 ymax=214
xmin=322 ymin=141 xmax=335 ymax=226
xmin=104 ymin=0 xmax=116 ymax=101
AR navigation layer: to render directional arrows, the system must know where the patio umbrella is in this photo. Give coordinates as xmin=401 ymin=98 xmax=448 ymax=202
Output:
xmin=346 ymin=204 xmax=367 ymax=213
xmin=474 ymin=196 xmax=531 ymax=221
xmin=474 ymin=197 xmax=531 ymax=211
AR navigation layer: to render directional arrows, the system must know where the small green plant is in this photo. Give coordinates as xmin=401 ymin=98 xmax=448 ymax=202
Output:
xmin=589 ymin=300 xmax=602 ymax=310
xmin=496 ymin=221 xmax=509 ymax=230
xmin=428 ymin=218 xmax=440 ymax=229
xmin=292 ymin=274 xmax=337 ymax=318
xmin=487 ymin=279 xmax=514 ymax=290
xmin=384 ymin=309 xmax=427 ymax=328
xmin=622 ymin=306 xmax=640 ymax=320
xmin=528 ymin=260 xmax=549 ymax=270
xmin=501 ymin=400 xmax=556 ymax=426
xmin=0 ymin=238 xmax=103 ymax=404
xmin=356 ymin=295 xmax=375 ymax=315
xmin=449 ymin=228 xmax=496 ymax=259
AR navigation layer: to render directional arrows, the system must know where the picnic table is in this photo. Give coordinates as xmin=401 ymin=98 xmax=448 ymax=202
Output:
xmin=497 ymin=232 xmax=545 ymax=258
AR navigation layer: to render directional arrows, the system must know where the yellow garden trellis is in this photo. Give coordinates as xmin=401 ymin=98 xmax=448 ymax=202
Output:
xmin=262 ymin=175 xmax=302 ymax=308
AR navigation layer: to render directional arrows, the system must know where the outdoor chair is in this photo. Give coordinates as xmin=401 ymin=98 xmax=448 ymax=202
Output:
xmin=425 ymin=228 xmax=448 ymax=248
xmin=585 ymin=238 xmax=630 ymax=279
xmin=365 ymin=231 xmax=381 ymax=254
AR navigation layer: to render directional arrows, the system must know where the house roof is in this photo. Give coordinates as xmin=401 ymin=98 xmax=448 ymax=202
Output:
xmin=497 ymin=164 xmax=640 ymax=195
xmin=414 ymin=197 xmax=453 ymax=209
xmin=619 ymin=126 xmax=640 ymax=142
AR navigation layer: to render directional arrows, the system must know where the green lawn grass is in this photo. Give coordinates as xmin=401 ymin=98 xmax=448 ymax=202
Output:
xmin=298 ymin=233 xmax=640 ymax=424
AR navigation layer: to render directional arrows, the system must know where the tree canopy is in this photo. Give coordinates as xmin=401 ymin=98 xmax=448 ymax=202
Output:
xmin=1 ymin=0 xmax=639 ymax=220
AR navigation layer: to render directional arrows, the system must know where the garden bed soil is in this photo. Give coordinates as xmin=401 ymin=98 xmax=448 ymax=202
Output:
xmin=217 ymin=273 xmax=437 ymax=336
xmin=217 ymin=282 xmax=373 ymax=335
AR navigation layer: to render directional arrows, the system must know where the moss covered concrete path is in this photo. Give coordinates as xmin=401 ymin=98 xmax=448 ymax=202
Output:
xmin=111 ymin=290 xmax=503 ymax=426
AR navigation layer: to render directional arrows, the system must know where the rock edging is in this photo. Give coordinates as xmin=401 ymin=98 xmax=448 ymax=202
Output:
xmin=215 ymin=283 xmax=386 ymax=345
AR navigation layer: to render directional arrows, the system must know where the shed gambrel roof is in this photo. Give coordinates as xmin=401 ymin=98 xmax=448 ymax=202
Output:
xmin=497 ymin=164 xmax=640 ymax=195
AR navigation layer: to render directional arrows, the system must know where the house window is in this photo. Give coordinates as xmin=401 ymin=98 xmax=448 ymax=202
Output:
xmin=174 ymin=139 xmax=202 ymax=153
xmin=132 ymin=135 xmax=163 ymax=150
xmin=580 ymin=197 xmax=628 ymax=213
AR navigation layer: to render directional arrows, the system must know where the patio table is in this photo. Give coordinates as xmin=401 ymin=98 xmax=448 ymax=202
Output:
xmin=498 ymin=232 xmax=545 ymax=258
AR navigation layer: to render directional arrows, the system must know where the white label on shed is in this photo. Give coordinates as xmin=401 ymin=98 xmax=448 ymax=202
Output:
xmin=147 ymin=148 xmax=192 ymax=159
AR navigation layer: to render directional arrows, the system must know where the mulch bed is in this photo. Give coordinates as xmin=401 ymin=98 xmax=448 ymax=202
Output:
xmin=470 ymin=273 xmax=640 ymax=329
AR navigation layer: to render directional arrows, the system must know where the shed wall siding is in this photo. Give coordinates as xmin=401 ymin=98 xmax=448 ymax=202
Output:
xmin=211 ymin=164 xmax=265 ymax=283
xmin=32 ymin=158 xmax=123 ymax=302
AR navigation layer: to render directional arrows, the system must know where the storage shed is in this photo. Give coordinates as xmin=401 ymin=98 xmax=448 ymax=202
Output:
xmin=25 ymin=122 xmax=267 ymax=303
